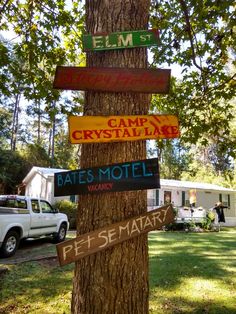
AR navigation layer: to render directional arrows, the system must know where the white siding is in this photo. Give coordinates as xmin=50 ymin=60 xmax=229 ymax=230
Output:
xmin=24 ymin=172 xmax=71 ymax=204
xmin=25 ymin=173 xmax=46 ymax=199
xmin=196 ymin=191 xmax=218 ymax=209
xmin=147 ymin=185 xmax=236 ymax=226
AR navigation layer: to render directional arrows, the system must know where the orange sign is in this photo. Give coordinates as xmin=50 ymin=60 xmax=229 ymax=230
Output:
xmin=69 ymin=115 xmax=180 ymax=144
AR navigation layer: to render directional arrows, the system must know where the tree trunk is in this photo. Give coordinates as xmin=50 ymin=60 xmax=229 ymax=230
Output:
xmin=37 ymin=100 xmax=41 ymax=144
xmin=10 ymin=93 xmax=21 ymax=151
xmin=50 ymin=102 xmax=56 ymax=167
xmin=72 ymin=1 xmax=151 ymax=313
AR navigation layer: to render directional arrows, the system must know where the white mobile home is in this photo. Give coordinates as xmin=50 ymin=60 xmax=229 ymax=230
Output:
xmin=22 ymin=168 xmax=236 ymax=226
xmin=22 ymin=167 xmax=71 ymax=204
xmin=147 ymin=179 xmax=236 ymax=226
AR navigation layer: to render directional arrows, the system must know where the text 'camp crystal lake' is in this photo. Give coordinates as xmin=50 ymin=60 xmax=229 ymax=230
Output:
xmin=69 ymin=115 xmax=180 ymax=144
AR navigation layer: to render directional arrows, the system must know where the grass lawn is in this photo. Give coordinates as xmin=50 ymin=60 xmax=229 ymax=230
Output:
xmin=149 ymin=228 xmax=236 ymax=314
xmin=0 ymin=228 xmax=235 ymax=313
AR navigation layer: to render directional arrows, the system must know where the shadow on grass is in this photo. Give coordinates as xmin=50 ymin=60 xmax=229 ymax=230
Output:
xmin=149 ymin=295 xmax=236 ymax=314
xmin=149 ymin=230 xmax=236 ymax=313
xmin=149 ymin=251 xmax=228 ymax=289
xmin=149 ymin=231 xmax=236 ymax=289
xmin=0 ymin=261 xmax=74 ymax=313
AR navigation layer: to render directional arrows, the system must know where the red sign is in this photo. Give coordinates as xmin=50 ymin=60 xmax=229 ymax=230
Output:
xmin=53 ymin=66 xmax=171 ymax=94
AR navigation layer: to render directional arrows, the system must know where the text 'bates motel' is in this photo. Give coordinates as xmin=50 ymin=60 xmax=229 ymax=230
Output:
xmin=54 ymin=158 xmax=160 ymax=196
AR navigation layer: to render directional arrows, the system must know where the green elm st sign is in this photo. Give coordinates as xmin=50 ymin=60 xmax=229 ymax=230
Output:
xmin=83 ymin=29 xmax=159 ymax=51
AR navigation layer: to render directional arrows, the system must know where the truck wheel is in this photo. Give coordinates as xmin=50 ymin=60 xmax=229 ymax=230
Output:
xmin=0 ymin=230 xmax=20 ymax=258
xmin=53 ymin=224 xmax=67 ymax=243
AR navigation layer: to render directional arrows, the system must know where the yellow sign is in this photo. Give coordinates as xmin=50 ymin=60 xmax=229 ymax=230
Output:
xmin=68 ymin=115 xmax=180 ymax=144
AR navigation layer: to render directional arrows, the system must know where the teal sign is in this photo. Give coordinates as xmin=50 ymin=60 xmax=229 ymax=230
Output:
xmin=54 ymin=158 xmax=160 ymax=196
xmin=83 ymin=29 xmax=159 ymax=51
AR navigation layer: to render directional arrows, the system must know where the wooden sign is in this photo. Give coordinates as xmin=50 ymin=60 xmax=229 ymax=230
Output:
xmin=56 ymin=204 xmax=175 ymax=266
xmin=83 ymin=29 xmax=159 ymax=51
xmin=54 ymin=158 xmax=160 ymax=196
xmin=53 ymin=66 xmax=171 ymax=94
xmin=69 ymin=114 xmax=180 ymax=144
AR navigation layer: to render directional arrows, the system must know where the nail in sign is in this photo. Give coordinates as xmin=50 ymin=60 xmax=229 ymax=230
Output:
xmin=56 ymin=204 xmax=175 ymax=266
xmin=83 ymin=29 xmax=159 ymax=51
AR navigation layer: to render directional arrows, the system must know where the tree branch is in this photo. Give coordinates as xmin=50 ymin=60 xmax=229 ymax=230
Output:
xmin=208 ymin=73 xmax=236 ymax=93
xmin=178 ymin=0 xmax=205 ymax=72
xmin=0 ymin=0 xmax=11 ymax=18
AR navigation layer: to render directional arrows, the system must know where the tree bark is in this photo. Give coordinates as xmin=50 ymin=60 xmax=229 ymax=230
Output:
xmin=11 ymin=93 xmax=21 ymax=151
xmin=72 ymin=1 xmax=151 ymax=313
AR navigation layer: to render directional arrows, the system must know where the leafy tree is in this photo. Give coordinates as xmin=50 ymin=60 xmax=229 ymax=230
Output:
xmin=0 ymin=149 xmax=28 ymax=193
xmin=0 ymin=38 xmax=24 ymax=150
xmin=21 ymin=142 xmax=51 ymax=168
xmin=53 ymin=126 xmax=80 ymax=169
xmin=150 ymin=0 xmax=236 ymax=162
xmin=0 ymin=107 xmax=12 ymax=148
xmin=150 ymin=139 xmax=192 ymax=179
xmin=0 ymin=0 xmax=84 ymax=152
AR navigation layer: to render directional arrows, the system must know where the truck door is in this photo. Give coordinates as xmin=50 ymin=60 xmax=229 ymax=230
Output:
xmin=39 ymin=200 xmax=58 ymax=233
xmin=29 ymin=199 xmax=43 ymax=236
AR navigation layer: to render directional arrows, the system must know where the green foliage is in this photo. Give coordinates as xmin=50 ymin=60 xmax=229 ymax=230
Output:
xmin=0 ymin=149 xmax=29 ymax=193
xmin=149 ymin=0 xmax=236 ymax=167
xmin=0 ymin=0 xmax=85 ymax=154
xmin=149 ymin=139 xmax=192 ymax=179
xmin=54 ymin=199 xmax=77 ymax=229
xmin=53 ymin=127 xmax=80 ymax=170
xmin=0 ymin=107 xmax=12 ymax=147
xmin=21 ymin=143 xmax=51 ymax=168
xmin=201 ymin=210 xmax=216 ymax=230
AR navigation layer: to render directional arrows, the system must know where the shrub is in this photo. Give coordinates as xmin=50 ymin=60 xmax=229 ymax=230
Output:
xmin=202 ymin=210 xmax=216 ymax=230
xmin=54 ymin=199 xmax=77 ymax=230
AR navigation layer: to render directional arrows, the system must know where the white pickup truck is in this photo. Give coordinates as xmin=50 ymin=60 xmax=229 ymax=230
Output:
xmin=0 ymin=195 xmax=69 ymax=258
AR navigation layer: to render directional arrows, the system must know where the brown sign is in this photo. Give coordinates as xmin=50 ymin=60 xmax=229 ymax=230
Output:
xmin=56 ymin=204 xmax=175 ymax=266
xmin=53 ymin=66 xmax=171 ymax=94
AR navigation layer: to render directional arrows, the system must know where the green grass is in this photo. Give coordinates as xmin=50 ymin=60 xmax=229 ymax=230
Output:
xmin=149 ymin=228 xmax=236 ymax=313
xmin=0 ymin=262 xmax=73 ymax=314
xmin=0 ymin=228 xmax=236 ymax=313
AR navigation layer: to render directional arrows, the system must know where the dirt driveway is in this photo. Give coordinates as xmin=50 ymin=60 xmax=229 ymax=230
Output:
xmin=0 ymin=231 xmax=76 ymax=265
